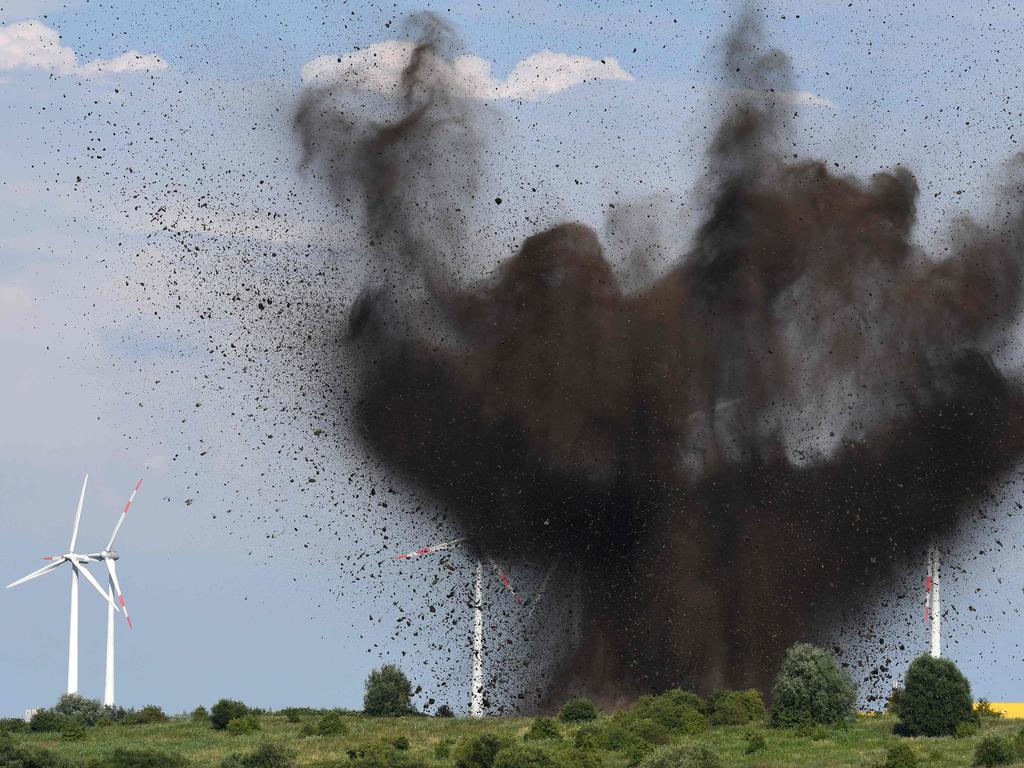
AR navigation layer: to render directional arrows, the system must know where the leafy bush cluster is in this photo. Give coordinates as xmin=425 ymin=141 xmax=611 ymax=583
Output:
xmin=973 ymin=735 xmax=1017 ymax=767
xmin=881 ymin=743 xmax=917 ymax=768
xmin=104 ymin=748 xmax=189 ymax=768
xmin=744 ymin=731 xmax=766 ymax=755
xmin=315 ymin=712 xmax=349 ymax=737
xmin=557 ymin=698 xmax=597 ymax=723
xmin=708 ymin=690 xmax=765 ymax=725
xmin=771 ymin=643 xmax=856 ymax=727
xmin=523 ymin=717 xmax=560 ymax=741
xmin=211 ymin=700 xmax=252 ymax=731
xmin=893 ymin=655 xmax=974 ymax=737
xmin=220 ymin=742 xmax=295 ymax=768
xmin=363 ymin=665 xmax=415 ymax=717
xmin=226 ymin=716 xmax=262 ymax=735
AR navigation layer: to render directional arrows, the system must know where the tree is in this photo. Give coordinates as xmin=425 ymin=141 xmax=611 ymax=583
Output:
xmin=771 ymin=643 xmax=856 ymax=727
xmin=363 ymin=664 xmax=414 ymax=716
xmin=211 ymin=699 xmax=251 ymax=730
xmin=896 ymin=654 xmax=973 ymax=737
xmin=558 ymin=697 xmax=598 ymax=723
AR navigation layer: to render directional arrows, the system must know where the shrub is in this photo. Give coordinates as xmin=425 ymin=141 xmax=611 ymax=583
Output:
xmin=744 ymin=731 xmax=766 ymax=754
xmin=53 ymin=694 xmax=105 ymax=726
xmin=60 ymin=718 xmax=87 ymax=741
xmin=976 ymin=700 xmax=1003 ymax=720
xmin=0 ymin=737 xmax=69 ymax=768
xmin=283 ymin=711 xmax=301 ymax=724
xmin=211 ymin=700 xmax=251 ymax=731
xmin=630 ymin=691 xmax=708 ymax=734
xmin=29 ymin=709 xmax=65 ymax=732
xmin=524 ymin=717 xmax=560 ymax=741
xmin=881 ymin=743 xmax=917 ymax=768
xmin=435 ymin=704 xmax=455 ymax=718
xmin=493 ymin=744 xmax=556 ymax=768
xmin=454 ymin=733 xmax=509 ymax=768
xmin=558 ymin=698 xmax=597 ymax=723
xmin=363 ymin=665 xmax=414 ymax=717
xmin=125 ymin=706 xmax=169 ymax=725
xmin=0 ymin=718 xmax=26 ymax=734
xmin=220 ymin=743 xmax=295 ymax=768
xmin=392 ymin=736 xmax=409 ymax=751
xmin=896 ymin=655 xmax=973 ymax=737
xmin=106 ymin=748 xmax=189 ymax=768
xmin=227 ymin=716 xmax=262 ymax=735
xmin=316 ymin=711 xmax=348 ymax=737
xmin=191 ymin=707 xmax=210 ymax=723
xmin=709 ymin=690 xmax=766 ymax=725
xmin=957 ymin=720 xmax=982 ymax=739
xmin=298 ymin=722 xmax=316 ymax=738
xmin=771 ymin=643 xmax=856 ymax=727
xmin=637 ymin=743 xmax=720 ymax=768
xmin=974 ymin=736 xmax=1017 ymax=767
xmin=1014 ymin=727 xmax=1024 ymax=759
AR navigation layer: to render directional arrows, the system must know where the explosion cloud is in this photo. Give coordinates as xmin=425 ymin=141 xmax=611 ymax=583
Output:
xmin=295 ymin=10 xmax=1024 ymax=704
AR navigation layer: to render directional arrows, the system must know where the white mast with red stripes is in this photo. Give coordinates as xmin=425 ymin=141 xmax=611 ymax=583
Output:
xmin=925 ymin=546 xmax=941 ymax=658
xmin=86 ymin=479 xmax=141 ymax=706
xmin=5 ymin=475 xmax=120 ymax=696
xmin=395 ymin=537 xmax=520 ymax=717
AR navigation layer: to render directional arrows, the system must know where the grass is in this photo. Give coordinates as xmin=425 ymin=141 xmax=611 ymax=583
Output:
xmin=6 ymin=712 xmax=1024 ymax=767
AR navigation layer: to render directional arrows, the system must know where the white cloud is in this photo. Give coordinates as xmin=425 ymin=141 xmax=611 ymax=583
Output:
xmin=0 ymin=19 xmax=167 ymax=78
xmin=302 ymin=40 xmax=633 ymax=101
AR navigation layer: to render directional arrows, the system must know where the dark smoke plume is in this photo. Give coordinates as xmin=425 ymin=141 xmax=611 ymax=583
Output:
xmin=296 ymin=11 xmax=1024 ymax=703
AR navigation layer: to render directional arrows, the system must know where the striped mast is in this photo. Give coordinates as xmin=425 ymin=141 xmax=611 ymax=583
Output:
xmin=925 ymin=546 xmax=941 ymax=658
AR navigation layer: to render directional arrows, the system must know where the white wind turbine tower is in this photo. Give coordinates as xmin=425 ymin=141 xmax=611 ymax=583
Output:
xmin=84 ymin=479 xmax=141 ymax=706
xmin=6 ymin=474 xmax=120 ymax=695
xmin=394 ymin=538 xmax=521 ymax=717
xmin=925 ymin=546 xmax=941 ymax=658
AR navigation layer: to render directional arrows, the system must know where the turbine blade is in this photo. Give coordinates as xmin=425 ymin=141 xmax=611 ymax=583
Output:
xmin=105 ymin=560 xmax=132 ymax=628
xmin=6 ymin=559 xmax=64 ymax=589
xmin=394 ymin=537 xmax=466 ymax=560
xmin=107 ymin=479 xmax=142 ymax=550
xmin=72 ymin=560 xmax=119 ymax=610
xmin=69 ymin=474 xmax=89 ymax=552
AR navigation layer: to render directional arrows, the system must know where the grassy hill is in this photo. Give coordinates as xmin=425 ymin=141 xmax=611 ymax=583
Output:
xmin=5 ymin=711 xmax=1024 ymax=768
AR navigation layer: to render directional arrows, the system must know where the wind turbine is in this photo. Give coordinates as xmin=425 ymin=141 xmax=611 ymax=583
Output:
xmin=394 ymin=537 xmax=520 ymax=717
xmin=84 ymin=479 xmax=141 ymax=706
xmin=925 ymin=546 xmax=941 ymax=658
xmin=6 ymin=474 xmax=120 ymax=695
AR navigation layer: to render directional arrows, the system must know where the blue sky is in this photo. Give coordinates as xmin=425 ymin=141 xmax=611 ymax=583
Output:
xmin=2 ymin=0 xmax=1024 ymax=717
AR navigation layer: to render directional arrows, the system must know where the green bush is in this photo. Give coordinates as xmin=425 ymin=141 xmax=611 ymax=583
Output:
xmin=630 ymin=691 xmax=708 ymax=734
xmin=882 ymin=743 xmax=917 ymax=768
xmin=211 ymin=700 xmax=251 ymax=731
xmin=975 ymin=700 xmax=1003 ymax=720
xmin=558 ymin=698 xmax=597 ymax=723
xmin=637 ymin=743 xmax=720 ymax=768
xmin=771 ymin=643 xmax=856 ymax=727
xmin=316 ymin=711 xmax=348 ymax=737
xmin=298 ymin=722 xmax=316 ymax=738
xmin=53 ymin=694 xmax=105 ymax=726
xmin=744 ymin=731 xmax=766 ymax=754
xmin=220 ymin=743 xmax=294 ymax=768
xmin=435 ymin=704 xmax=455 ymax=718
xmin=957 ymin=720 xmax=982 ymax=739
xmin=191 ymin=707 xmax=210 ymax=723
xmin=0 ymin=736 xmax=70 ymax=768
xmin=60 ymin=718 xmax=87 ymax=741
xmin=493 ymin=744 xmax=556 ymax=768
xmin=29 ymin=710 xmax=65 ymax=733
xmin=0 ymin=718 xmax=26 ymax=734
xmin=454 ymin=733 xmax=509 ymax=768
xmin=363 ymin=665 xmax=414 ymax=717
xmin=551 ymin=749 xmax=600 ymax=768
xmin=1014 ymin=727 xmax=1024 ymax=759
xmin=283 ymin=711 xmax=301 ymax=724
xmin=392 ymin=736 xmax=409 ymax=751
xmin=895 ymin=655 xmax=973 ymax=737
xmin=974 ymin=736 xmax=1017 ymax=767
xmin=524 ymin=717 xmax=561 ymax=741
xmin=124 ymin=706 xmax=170 ymax=725
xmin=709 ymin=690 xmax=766 ymax=725
xmin=105 ymin=748 xmax=189 ymax=768
xmin=227 ymin=716 xmax=262 ymax=735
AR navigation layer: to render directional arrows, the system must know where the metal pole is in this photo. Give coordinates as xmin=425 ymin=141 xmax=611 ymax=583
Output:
xmin=68 ymin=567 xmax=79 ymax=694
xmin=104 ymin=578 xmax=116 ymax=706
xmin=930 ymin=547 xmax=941 ymax=658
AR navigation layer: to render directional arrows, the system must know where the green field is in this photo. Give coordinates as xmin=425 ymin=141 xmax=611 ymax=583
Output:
xmin=7 ymin=712 xmax=1024 ymax=768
